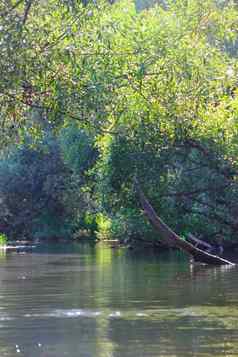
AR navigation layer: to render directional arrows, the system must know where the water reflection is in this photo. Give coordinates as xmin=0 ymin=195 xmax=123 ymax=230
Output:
xmin=0 ymin=244 xmax=237 ymax=356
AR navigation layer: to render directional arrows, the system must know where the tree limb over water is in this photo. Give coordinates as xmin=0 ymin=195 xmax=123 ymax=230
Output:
xmin=135 ymin=179 xmax=235 ymax=266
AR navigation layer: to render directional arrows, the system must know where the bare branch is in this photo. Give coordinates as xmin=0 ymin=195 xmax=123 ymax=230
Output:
xmin=22 ymin=0 xmax=33 ymax=26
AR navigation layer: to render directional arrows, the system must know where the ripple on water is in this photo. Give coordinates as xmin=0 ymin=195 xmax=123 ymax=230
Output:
xmin=0 ymin=316 xmax=14 ymax=321
xmin=24 ymin=309 xmax=102 ymax=318
xmin=109 ymin=311 xmax=121 ymax=318
xmin=23 ymin=309 xmax=128 ymax=319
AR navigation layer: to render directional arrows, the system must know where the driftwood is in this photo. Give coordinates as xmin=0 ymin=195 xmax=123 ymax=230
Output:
xmin=135 ymin=181 xmax=235 ymax=266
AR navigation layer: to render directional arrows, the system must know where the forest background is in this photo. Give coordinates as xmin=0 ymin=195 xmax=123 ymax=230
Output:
xmin=1 ymin=0 xmax=238 ymax=248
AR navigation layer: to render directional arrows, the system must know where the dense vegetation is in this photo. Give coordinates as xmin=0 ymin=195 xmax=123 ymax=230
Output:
xmin=1 ymin=0 xmax=238 ymax=247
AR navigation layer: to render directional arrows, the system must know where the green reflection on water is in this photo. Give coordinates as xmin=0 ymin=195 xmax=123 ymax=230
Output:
xmin=0 ymin=244 xmax=237 ymax=357
xmin=0 ymin=248 xmax=6 ymax=260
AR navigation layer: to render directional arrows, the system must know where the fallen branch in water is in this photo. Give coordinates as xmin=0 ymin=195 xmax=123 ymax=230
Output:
xmin=134 ymin=179 xmax=235 ymax=266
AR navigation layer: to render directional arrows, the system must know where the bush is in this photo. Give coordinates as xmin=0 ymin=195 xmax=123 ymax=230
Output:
xmin=0 ymin=233 xmax=7 ymax=246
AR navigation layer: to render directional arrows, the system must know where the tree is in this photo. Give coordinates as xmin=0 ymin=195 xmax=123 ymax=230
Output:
xmin=1 ymin=0 xmax=238 ymax=244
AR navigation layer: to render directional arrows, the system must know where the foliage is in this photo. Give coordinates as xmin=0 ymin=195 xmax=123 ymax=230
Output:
xmin=0 ymin=128 xmax=96 ymax=240
xmin=1 ymin=0 xmax=238 ymax=244
xmin=0 ymin=135 xmax=67 ymax=240
xmin=92 ymin=0 xmax=238 ymax=244
xmin=0 ymin=233 xmax=7 ymax=246
xmin=95 ymin=213 xmax=112 ymax=240
xmin=59 ymin=124 xmax=98 ymax=240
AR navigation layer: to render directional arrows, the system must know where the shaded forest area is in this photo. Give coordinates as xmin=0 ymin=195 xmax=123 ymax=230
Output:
xmin=1 ymin=0 xmax=238 ymax=248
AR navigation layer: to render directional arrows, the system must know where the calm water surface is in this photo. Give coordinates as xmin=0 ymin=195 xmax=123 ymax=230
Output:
xmin=0 ymin=243 xmax=238 ymax=357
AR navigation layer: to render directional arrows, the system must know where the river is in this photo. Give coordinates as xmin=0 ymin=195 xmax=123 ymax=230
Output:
xmin=0 ymin=243 xmax=237 ymax=356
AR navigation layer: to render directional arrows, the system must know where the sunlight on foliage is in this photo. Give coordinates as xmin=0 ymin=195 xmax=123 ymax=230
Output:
xmin=1 ymin=0 xmax=238 ymax=244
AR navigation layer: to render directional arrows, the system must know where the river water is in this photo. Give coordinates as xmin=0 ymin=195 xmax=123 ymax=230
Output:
xmin=0 ymin=243 xmax=237 ymax=357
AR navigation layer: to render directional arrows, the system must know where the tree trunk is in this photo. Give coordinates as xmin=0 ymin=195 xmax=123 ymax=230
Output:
xmin=135 ymin=182 xmax=235 ymax=266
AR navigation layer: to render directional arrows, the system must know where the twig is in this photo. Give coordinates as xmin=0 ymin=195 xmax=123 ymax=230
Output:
xmin=22 ymin=0 xmax=33 ymax=26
